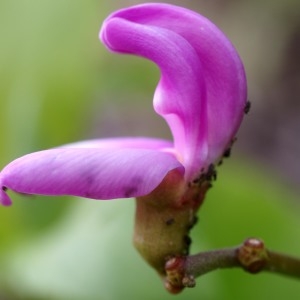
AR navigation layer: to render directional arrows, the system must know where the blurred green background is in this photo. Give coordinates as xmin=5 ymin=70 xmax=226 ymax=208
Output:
xmin=1 ymin=0 xmax=300 ymax=299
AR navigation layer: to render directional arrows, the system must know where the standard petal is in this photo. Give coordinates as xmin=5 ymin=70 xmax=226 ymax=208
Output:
xmin=0 ymin=148 xmax=184 ymax=206
xmin=100 ymin=7 xmax=207 ymax=178
xmin=100 ymin=3 xmax=247 ymax=179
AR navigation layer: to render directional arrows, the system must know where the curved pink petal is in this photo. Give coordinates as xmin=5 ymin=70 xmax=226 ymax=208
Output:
xmin=100 ymin=3 xmax=247 ymax=179
xmin=0 ymin=148 xmax=184 ymax=206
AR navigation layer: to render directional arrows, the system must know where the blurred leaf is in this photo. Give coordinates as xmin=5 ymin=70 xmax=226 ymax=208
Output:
xmin=0 ymin=0 xmax=106 ymax=252
xmin=2 ymin=200 xmax=216 ymax=300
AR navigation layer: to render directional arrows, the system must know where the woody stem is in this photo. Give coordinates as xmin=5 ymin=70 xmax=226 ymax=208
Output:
xmin=264 ymin=250 xmax=300 ymax=278
xmin=165 ymin=238 xmax=300 ymax=291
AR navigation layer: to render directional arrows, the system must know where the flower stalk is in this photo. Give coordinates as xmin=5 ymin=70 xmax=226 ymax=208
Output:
xmin=133 ymin=168 xmax=211 ymax=276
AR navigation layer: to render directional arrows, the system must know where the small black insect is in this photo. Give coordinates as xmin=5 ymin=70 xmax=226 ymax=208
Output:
xmin=191 ymin=164 xmax=217 ymax=187
xmin=223 ymin=147 xmax=231 ymax=158
xmin=184 ymin=235 xmax=192 ymax=247
xmin=205 ymin=164 xmax=217 ymax=181
xmin=187 ymin=215 xmax=199 ymax=230
xmin=165 ymin=218 xmax=175 ymax=226
xmin=244 ymin=100 xmax=251 ymax=114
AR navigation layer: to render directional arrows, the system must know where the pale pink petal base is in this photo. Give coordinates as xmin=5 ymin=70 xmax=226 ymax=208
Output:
xmin=60 ymin=137 xmax=173 ymax=150
xmin=0 ymin=148 xmax=184 ymax=206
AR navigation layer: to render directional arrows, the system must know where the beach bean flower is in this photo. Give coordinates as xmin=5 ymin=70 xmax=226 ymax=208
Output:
xmin=0 ymin=3 xmax=247 ymax=290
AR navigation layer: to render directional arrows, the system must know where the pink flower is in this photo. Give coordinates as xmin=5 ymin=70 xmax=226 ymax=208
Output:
xmin=0 ymin=3 xmax=246 ymax=207
xmin=0 ymin=5 xmax=248 ymax=290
